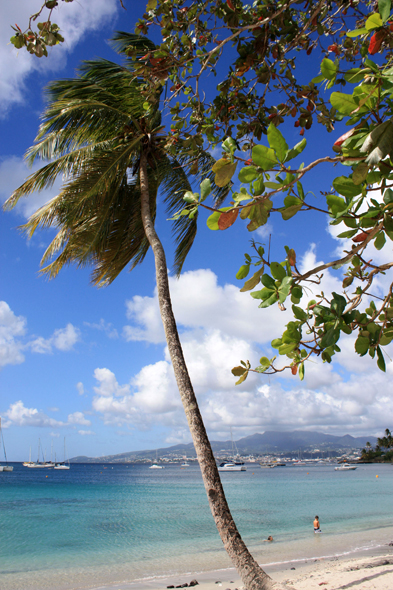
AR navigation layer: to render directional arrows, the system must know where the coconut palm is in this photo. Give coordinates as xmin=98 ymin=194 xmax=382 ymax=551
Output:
xmin=5 ymin=33 xmax=281 ymax=590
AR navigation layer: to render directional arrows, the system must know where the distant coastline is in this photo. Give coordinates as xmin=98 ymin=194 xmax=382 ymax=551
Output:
xmin=69 ymin=429 xmax=378 ymax=463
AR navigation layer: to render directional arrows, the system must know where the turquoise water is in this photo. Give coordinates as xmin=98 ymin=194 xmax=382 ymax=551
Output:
xmin=0 ymin=462 xmax=392 ymax=590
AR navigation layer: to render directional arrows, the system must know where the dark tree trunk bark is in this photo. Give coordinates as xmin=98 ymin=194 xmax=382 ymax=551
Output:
xmin=139 ymin=152 xmax=289 ymax=590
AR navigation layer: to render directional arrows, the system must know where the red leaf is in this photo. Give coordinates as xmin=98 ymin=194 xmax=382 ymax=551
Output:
xmin=333 ymin=127 xmax=356 ymax=148
xmin=227 ymin=0 xmax=235 ymax=9
xmin=369 ymin=30 xmax=387 ymax=55
xmin=218 ymin=209 xmax=238 ymax=230
xmin=291 ymin=365 xmax=298 ymax=376
xmin=352 ymin=231 xmax=370 ymax=243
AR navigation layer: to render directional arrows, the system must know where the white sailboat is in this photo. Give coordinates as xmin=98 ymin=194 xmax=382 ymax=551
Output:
xmin=218 ymin=428 xmax=246 ymax=472
xmin=0 ymin=418 xmax=13 ymax=472
xmin=24 ymin=438 xmax=53 ymax=467
xmin=54 ymin=438 xmax=70 ymax=470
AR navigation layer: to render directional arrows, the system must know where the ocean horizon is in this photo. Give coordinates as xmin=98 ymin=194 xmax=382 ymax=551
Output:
xmin=1 ymin=462 xmax=392 ymax=590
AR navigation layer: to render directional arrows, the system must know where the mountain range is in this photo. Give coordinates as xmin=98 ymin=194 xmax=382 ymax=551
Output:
xmin=70 ymin=430 xmax=377 ymax=463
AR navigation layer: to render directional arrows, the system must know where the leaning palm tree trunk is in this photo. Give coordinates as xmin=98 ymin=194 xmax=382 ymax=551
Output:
xmin=139 ymin=152 xmax=288 ymax=590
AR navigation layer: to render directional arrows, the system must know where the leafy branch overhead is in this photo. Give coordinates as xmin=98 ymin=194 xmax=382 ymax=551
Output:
xmin=11 ymin=0 xmax=393 ymax=382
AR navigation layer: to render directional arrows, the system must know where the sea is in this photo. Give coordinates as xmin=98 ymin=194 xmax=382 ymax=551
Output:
xmin=0 ymin=462 xmax=392 ymax=590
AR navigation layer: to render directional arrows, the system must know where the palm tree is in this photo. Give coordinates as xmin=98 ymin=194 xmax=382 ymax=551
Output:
xmin=4 ymin=33 xmax=282 ymax=590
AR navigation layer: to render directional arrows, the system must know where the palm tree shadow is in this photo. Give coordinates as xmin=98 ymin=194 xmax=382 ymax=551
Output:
xmin=332 ymin=567 xmax=393 ymax=589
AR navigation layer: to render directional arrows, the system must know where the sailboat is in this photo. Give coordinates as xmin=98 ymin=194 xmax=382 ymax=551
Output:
xmin=54 ymin=438 xmax=70 ymax=470
xmin=0 ymin=417 xmax=13 ymax=472
xmin=218 ymin=428 xmax=246 ymax=472
xmin=24 ymin=439 xmax=53 ymax=467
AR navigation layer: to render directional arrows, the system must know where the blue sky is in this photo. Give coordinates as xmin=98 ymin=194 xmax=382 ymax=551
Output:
xmin=1 ymin=0 xmax=392 ymax=462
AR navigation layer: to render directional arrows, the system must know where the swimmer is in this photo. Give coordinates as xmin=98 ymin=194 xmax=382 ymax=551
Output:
xmin=263 ymin=535 xmax=273 ymax=542
xmin=313 ymin=515 xmax=322 ymax=533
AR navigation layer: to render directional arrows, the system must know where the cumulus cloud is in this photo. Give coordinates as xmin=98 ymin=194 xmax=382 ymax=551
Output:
xmin=95 ymin=265 xmax=392 ymax=439
xmin=6 ymin=400 xmax=66 ymax=427
xmin=0 ymin=301 xmax=26 ymax=368
xmin=68 ymin=411 xmax=91 ymax=426
xmin=5 ymin=401 xmax=92 ymax=429
xmin=123 ymin=268 xmax=289 ymax=345
xmin=1 ymin=0 xmax=119 ymax=116
xmin=29 ymin=323 xmax=80 ymax=353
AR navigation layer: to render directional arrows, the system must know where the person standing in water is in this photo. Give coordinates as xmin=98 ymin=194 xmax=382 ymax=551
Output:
xmin=314 ymin=515 xmax=321 ymax=533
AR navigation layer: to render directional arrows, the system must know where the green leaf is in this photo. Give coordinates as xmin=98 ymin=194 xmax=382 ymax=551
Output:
xmin=236 ymin=264 xmax=250 ymax=280
xmin=384 ymin=188 xmax=393 ymax=204
xmin=278 ymin=342 xmax=298 ymax=355
xmin=346 ymin=28 xmax=368 ymax=37
xmin=214 ymin=162 xmax=237 ymax=187
xmin=285 ymin=138 xmax=307 ymax=162
xmin=261 ymin=273 xmax=276 ymax=289
xmin=384 ymin=213 xmax=393 ymax=240
xmin=271 ymin=338 xmax=282 ymax=349
xmin=292 ymin=305 xmax=308 ymax=321
xmin=330 ymin=92 xmax=358 ymax=115
xmin=352 ymin=162 xmax=369 ymax=185
xmin=232 ymin=366 xmax=246 ymax=377
xmin=267 ymin=123 xmax=288 ymax=162
xmin=282 ymin=205 xmax=302 ymax=220
xmin=251 ymin=176 xmax=265 ymax=196
xmin=374 ymin=231 xmax=386 ymax=250
xmin=321 ymin=58 xmax=338 ymax=80
xmin=222 ymin=137 xmax=237 ymax=154
xmin=235 ymin=371 xmax=248 ymax=385
xmin=337 ymin=229 xmax=358 ymax=238
xmin=206 ymin=210 xmax=221 ymax=230
xmin=259 ymin=293 xmax=278 ymax=308
xmin=365 ymin=13 xmax=383 ymax=29
xmin=332 ymin=177 xmax=362 ymax=198
xmin=251 ymin=286 xmax=274 ymax=300
xmin=344 ymin=68 xmax=367 ymax=84
xmin=259 ymin=356 xmax=271 ymax=367
xmin=320 ymin=328 xmax=340 ymax=348
xmin=355 ymin=335 xmax=370 ymax=356
xmin=376 ymin=346 xmax=386 ymax=371
xmin=270 ymin=261 xmax=286 ymax=280
xmin=240 ymin=267 xmax=264 ymax=292
xmin=200 ymin=178 xmax=211 ymax=200
xmin=299 ymin=362 xmax=305 ymax=381
xmin=238 ymin=166 xmax=259 ymax=183
xmin=146 ymin=0 xmax=157 ymax=9
xmin=252 ymin=145 xmax=277 ymax=170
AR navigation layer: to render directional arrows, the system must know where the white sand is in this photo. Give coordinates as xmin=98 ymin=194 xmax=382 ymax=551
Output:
xmin=96 ymin=550 xmax=393 ymax=590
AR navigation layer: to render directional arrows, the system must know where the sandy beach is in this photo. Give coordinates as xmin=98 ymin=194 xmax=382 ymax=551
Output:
xmin=97 ymin=547 xmax=393 ymax=590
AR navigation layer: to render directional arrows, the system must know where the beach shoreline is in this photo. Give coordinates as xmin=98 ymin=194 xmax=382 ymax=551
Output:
xmin=93 ymin=544 xmax=393 ymax=590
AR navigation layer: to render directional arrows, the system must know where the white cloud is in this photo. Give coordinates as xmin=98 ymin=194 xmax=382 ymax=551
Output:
xmin=76 ymin=382 xmax=85 ymax=396
xmin=123 ymin=268 xmax=289 ymax=345
xmin=29 ymin=323 xmax=80 ymax=353
xmin=68 ymin=411 xmax=91 ymax=426
xmin=6 ymin=400 xmax=66 ymax=427
xmin=78 ymin=430 xmax=95 ymax=436
xmin=0 ymin=0 xmax=119 ymax=116
xmin=0 ymin=301 xmax=26 ymax=368
xmin=100 ymin=266 xmax=393 ymax=439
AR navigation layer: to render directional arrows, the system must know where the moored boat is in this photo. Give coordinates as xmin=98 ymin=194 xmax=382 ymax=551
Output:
xmin=0 ymin=418 xmax=13 ymax=472
xmin=218 ymin=461 xmax=246 ymax=472
xmin=335 ymin=463 xmax=357 ymax=471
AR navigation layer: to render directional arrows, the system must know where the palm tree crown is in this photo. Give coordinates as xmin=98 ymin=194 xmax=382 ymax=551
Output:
xmin=5 ymin=32 xmax=225 ymax=285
